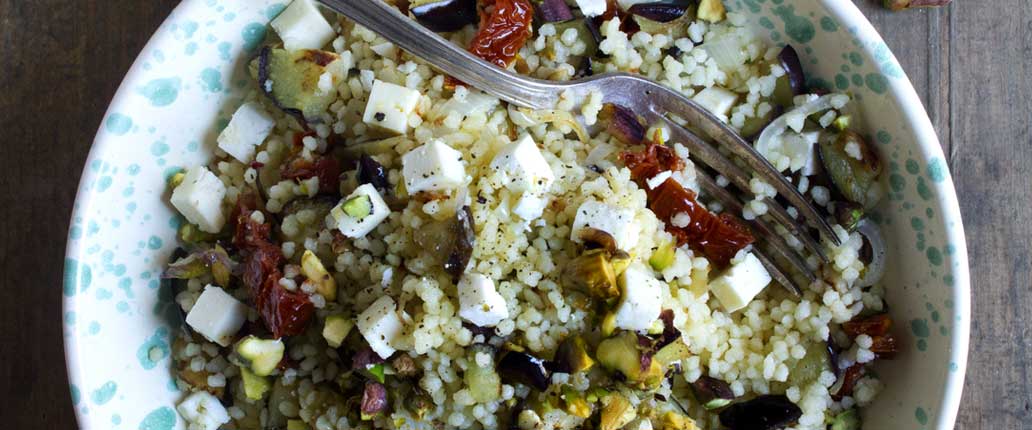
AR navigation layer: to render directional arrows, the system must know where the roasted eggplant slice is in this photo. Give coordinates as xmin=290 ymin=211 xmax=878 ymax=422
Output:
xmin=251 ymin=47 xmax=346 ymax=121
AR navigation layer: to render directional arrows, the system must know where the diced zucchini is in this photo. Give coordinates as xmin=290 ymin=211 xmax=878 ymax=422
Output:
xmin=235 ymin=336 xmax=285 ymax=376
xmin=250 ymin=48 xmax=345 ymax=120
xmin=321 ymin=314 xmax=353 ymax=348
xmin=301 ymin=250 xmax=337 ymax=301
xmin=240 ymin=367 xmax=270 ymax=400
xmin=465 ymin=345 xmax=501 ymax=402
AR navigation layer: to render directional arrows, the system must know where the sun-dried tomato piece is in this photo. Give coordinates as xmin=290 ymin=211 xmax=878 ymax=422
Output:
xmin=257 ymin=272 xmax=315 ymax=338
xmin=233 ymin=195 xmax=315 ymax=338
xmin=281 ymin=154 xmax=341 ymax=195
xmin=621 ymin=142 xmax=685 ymax=180
xmin=240 ymin=243 xmax=283 ymax=299
xmin=842 ymin=313 xmax=893 ymax=338
xmin=622 ymin=144 xmax=753 ymax=268
xmin=468 ymin=0 xmax=534 ymax=69
xmin=868 ymin=334 xmax=898 ymax=358
xmin=832 ymin=363 xmax=865 ymax=401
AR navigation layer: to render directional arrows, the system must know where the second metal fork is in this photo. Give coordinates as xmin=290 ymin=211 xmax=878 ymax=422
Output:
xmin=320 ymin=0 xmax=840 ymax=293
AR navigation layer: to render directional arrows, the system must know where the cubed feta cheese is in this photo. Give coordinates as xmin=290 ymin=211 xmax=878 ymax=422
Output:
xmin=330 ymin=184 xmax=390 ymax=238
xmin=170 ymin=166 xmax=227 ymax=234
xmin=356 ymin=295 xmax=404 ymax=359
xmin=571 ymin=200 xmax=640 ymax=251
xmin=177 ymin=391 xmax=230 ymax=430
xmin=185 ymin=285 xmax=248 ymax=347
xmin=575 ymin=0 xmax=608 ymax=17
xmin=490 ymin=135 xmax=555 ymax=194
xmin=271 ymin=0 xmax=336 ymax=51
xmin=458 ymin=274 xmax=509 ymax=327
xmin=614 ymin=264 xmax=663 ymax=332
xmin=402 ymin=140 xmax=466 ymax=193
xmin=512 ymin=193 xmax=550 ymax=221
xmin=709 ymin=253 xmax=772 ymax=312
xmin=692 ymin=87 xmax=739 ymax=120
xmin=363 ymin=79 xmax=422 ymax=135
xmin=217 ymin=102 xmax=275 ymax=163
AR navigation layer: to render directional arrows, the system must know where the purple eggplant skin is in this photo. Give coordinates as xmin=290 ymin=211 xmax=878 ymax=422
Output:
xmin=627 ymin=0 xmax=693 ymax=22
xmin=718 ymin=395 xmax=803 ymax=430
xmin=778 ymin=45 xmax=807 ymax=95
xmin=254 ymin=46 xmax=304 ymax=121
xmin=497 ymin=351 xmax=551 ymax=391
xmin=410 ymin=0 xmax=478 ymax=33
xmin=538 ymin=0 xmax=574 ymax=22
xmin=358 ymin=155 xmax=390 ymax=193
xmin=601 ymin=104 xmax=646 ymax=146
xmin=628 ymin=1 xmax=693 ymax=23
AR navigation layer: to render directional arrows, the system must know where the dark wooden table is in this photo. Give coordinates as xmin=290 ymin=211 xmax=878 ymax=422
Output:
xmin=0 ymin=1 xmax=1027 ymax=428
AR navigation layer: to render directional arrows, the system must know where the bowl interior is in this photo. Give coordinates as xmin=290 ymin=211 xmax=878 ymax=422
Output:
xmin=63 ymin=1 xmax=969 ymax=428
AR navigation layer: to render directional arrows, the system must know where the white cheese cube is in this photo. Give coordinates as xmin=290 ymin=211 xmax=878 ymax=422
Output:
xmin=177 ymin=391 xmax=230 ymax=430
xmin=363 ymin=79 xmax=422 ymax=135
xmin=185 ymin=285 xmax=248 ymax=347
xmin=458 ymin=274 xmax=509 ymax=327
xmin=402 ymin=140 xmax=466 ymax=193
xmin=490 ymin=135 xmax=555 ymax=194
xmin=571 ymin=200 xmax=640 ymax=251
xmin=692 ymin=87 xmax=739 ymax=120
xmin=217 ymin=102 xmax=275 ymax=163
xmin=170 ymin=166 xmax=227 ymax=234
xmin=357 ymin=295 xmax=404 ymax=359
xmin=271 ymin=0 xmax=336 ymax=51
xmin=512 ymin=193 xmax=549 ymax=222
xmin=614 ymin=264 xmax=663 ymax=332
xmin=330 ymin=184 xmax=390 ymax=238
xmin=575 ymin=0 xmax=608 ymax=17
xmin=710 ymin=253 xmax=772 ymax=312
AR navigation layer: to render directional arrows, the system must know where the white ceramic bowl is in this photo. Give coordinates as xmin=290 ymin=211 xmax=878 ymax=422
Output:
xmin=63 ymin=1 xmax=970 ymax=428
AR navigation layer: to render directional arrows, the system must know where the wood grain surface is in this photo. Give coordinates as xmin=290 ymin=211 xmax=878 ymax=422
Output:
xmin=0 ymin=0 xmax=1028 ymax=428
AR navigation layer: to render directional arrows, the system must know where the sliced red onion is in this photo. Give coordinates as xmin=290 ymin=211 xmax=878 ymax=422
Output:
xmin=538 ymin=0 xmax=574 ymax=22
xmin=755 ymin=94 xmax=844 ymax=166
xmin=857 ymin=220 xmax=886 ymax=288
xmin=778 ymin=45 xmax=807 ymax=96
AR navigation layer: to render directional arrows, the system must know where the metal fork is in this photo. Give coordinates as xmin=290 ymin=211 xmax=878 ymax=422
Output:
xmin=319 ymin=0 xmax=839 ymax=293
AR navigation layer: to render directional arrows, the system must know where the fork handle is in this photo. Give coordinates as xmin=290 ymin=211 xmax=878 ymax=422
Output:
xmin=319 ymin=0 xmax=558 ymax=109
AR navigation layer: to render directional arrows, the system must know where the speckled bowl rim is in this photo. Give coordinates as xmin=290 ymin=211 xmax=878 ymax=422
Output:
xmin=63 ymin=1 xmax=970 ymax=428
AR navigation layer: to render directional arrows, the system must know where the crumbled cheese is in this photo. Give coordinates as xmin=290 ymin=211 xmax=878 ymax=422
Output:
xmin=457 ymin=274 xmax=509 ymax=327
xmin=170 ymin=166 xmax=226 ymax=234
